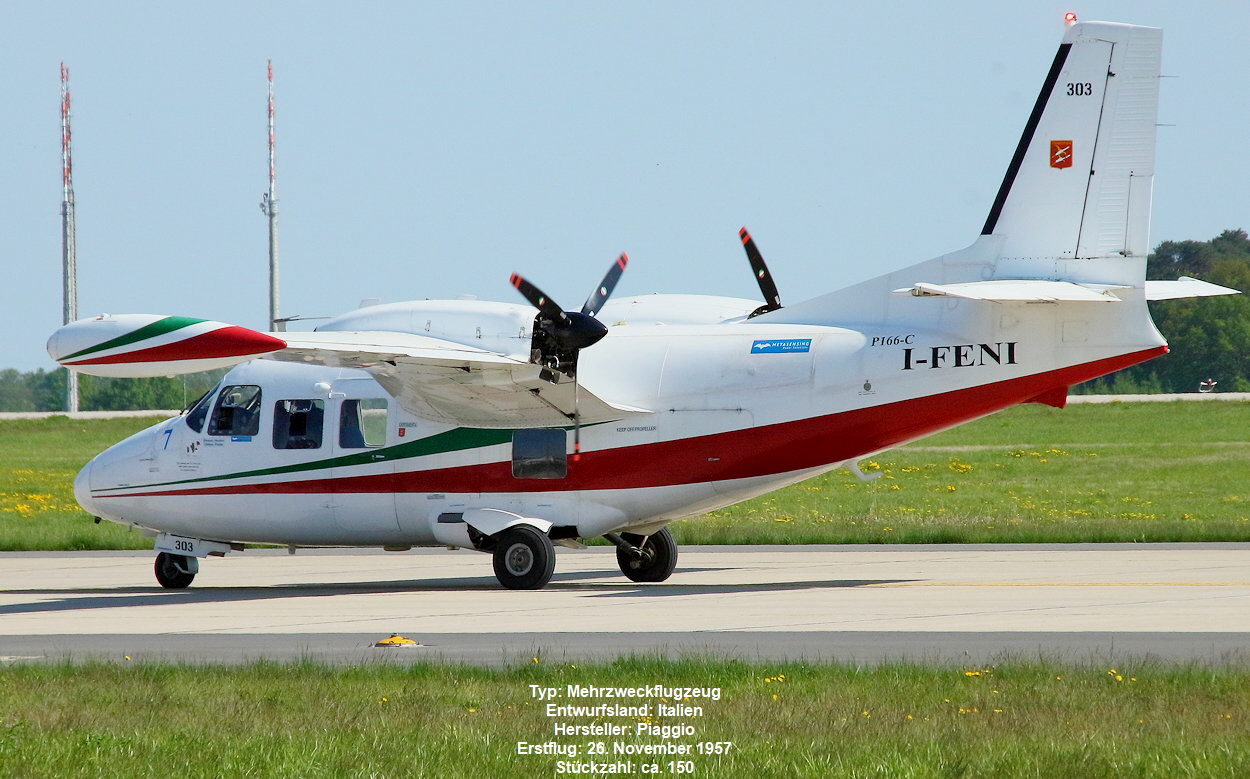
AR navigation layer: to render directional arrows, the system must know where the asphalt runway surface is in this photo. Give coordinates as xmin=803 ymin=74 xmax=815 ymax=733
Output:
xmin=2 ymin=544 xmax=1249 ymax=666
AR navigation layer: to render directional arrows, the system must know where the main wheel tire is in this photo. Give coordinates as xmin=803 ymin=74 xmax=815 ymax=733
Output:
xmin=616 ymin=527 xmax=677 ymax=583
xmin=492 ymin=525 xmax=556 ymax=590
xmin=154 ymin=552 xmax=195 ymax=589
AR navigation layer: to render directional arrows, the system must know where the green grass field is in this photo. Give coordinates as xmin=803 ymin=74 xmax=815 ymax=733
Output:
xmin=4 ymin=406 xmax=1250 ymax=776
xmin=3 ymin=401 xmax=1248 ymax=550
xmin=681 ymin=400 xmax=1250 ymax=545
xmin=1 ymin=657 xmax=1248 ymax=777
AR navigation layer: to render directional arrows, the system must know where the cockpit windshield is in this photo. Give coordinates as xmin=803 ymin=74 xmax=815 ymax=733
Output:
xmin=184 ymin=383 xmax=219 ymax=433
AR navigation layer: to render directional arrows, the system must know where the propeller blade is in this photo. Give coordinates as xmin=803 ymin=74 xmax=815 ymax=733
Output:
xmin=581 ymin=252 xmax=629 ymax=317
xmin=739 ymin=227 xmax=782 ymax=315
xmin=509 ymin=273 xmax=568 ymax=325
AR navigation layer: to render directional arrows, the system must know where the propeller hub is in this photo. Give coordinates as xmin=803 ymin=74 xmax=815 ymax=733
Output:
xmin=552 ymin=311 xmax=608 ymax=351
xmin=509 ymin=256 xmax=627 ymax=380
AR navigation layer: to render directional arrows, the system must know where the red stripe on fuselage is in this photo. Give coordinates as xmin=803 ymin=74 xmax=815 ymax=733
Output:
xmin=66 ymin=327 xmax=285 ymax=366
xmin=96 ymin=347 xmax=1165 ymax=500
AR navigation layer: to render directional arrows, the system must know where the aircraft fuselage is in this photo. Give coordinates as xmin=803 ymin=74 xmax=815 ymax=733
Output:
xmin=76 ymin=292 xmax=1164 ymax=549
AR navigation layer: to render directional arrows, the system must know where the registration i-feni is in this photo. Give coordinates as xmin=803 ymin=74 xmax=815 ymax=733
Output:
xmin=519 ymin=684 xmax=732 ymax=773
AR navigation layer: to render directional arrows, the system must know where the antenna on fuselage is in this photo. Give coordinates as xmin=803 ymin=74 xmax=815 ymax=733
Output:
xmin=60 ymin=62 xmax=79 ymax=413
xmin=260 ymin=60 xmax=281 ymax=331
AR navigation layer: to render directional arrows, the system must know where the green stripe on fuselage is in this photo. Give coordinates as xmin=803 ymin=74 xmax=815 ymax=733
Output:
xmin=93 ymin=426 xmax=514 ymax=494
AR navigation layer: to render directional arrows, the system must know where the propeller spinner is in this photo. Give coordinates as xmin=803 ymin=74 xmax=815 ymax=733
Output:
xmin=510 ymin=253 xmax=628 ymax=382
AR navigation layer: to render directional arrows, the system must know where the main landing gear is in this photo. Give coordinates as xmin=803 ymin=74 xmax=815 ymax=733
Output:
xmin=607 ymin=527 xmax=678 ymax=583
xmin=154 ymin=552 xmax=196 ymax=589
xmin=492 ymin=525 xmax=556 ymax=590
xmin=489 ymin=525 xmax=677 ymax=589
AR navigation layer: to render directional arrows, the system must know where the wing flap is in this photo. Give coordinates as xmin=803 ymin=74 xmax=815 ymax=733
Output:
xmin=369 ymin=360 xmax=647 ymax=429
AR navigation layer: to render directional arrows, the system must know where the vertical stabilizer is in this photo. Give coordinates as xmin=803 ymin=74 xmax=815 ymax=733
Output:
xmin=757 ymin=19 xmax=1167 ymax=329
xmin=983 ymin=21 xmax=1162 ymax=263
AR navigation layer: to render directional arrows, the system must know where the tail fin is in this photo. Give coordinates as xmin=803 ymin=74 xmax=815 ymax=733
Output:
xmin=767 ymin=20 xmax=1165 ymax=327
xmin=984 ymin=21 xmax=1162 ymax=264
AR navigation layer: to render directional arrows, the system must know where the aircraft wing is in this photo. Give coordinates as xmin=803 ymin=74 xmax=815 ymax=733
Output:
xmin=276 ymin=331 xmax=647 ymax=429
xmin=48 ymin=315 xmax=647 ymax=429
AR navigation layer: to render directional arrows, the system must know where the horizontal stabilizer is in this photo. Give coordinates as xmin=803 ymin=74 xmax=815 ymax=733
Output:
xmin=893 ymin=280 xmax=1126 ymax=303
xmin=1144 ymin=277 xmax=1241 ymax=301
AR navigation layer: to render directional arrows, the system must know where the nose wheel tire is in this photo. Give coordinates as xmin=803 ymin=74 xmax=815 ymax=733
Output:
xmin=616 ymin=527 xmax=677 ymax=583
xmin=492 ymin=525 xmax=556 ymax=590
xmin=154 ymin=552 xmax=195 ymax=589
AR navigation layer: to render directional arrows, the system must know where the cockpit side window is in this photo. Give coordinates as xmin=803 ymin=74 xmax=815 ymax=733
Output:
xmin=273 ymin=399 xmax=324 ymax=450
xmin=339 ymin=398 xmax=388 ymax=448
xmin=207 ymin=385 xmax=262 ymax=437
xmin=184 ymin=384 xmax=219 ymax=433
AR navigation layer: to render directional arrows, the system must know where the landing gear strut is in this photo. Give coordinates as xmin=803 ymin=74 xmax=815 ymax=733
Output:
xmin=609 ymin=527 xmax=677 ymax=583
xmin=492 ymin=525 xmax=556 ymax=590
xmin=154 ymin=552 xmax=196 ymax=589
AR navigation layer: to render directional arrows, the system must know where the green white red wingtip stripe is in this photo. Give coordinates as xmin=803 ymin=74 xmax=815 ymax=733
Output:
xmin=47 ymin=314 xmax=287 ymax=378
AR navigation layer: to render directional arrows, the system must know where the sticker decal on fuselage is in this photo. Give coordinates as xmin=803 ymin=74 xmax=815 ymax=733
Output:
xmin=751 ymin=339 xmax=812 ymax=354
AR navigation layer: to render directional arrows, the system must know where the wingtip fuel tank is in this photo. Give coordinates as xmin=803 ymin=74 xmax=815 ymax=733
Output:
xmin=48 ymin=314 xmax=286 ymax=378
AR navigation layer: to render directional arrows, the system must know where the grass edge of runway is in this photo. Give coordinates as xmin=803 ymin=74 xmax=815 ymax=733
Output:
xmin=1 ymin=655 xmax=1249 ymax=777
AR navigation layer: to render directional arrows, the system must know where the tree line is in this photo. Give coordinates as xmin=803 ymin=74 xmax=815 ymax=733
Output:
xmin=1077 ymin=229 xmax=1250 ymax=393
xmin=0 ymin=368 xmax=222 ymax=413
xmin=4 ymin=230 xmax=1247 ymax=411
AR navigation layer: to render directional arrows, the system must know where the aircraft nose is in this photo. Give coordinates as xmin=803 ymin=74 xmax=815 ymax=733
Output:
xmin=74 ymin=458 xmax=98 ymax=517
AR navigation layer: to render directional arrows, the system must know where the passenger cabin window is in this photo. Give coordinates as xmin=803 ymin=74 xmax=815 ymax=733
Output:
xmin=339 ymin=398 xmax=388 ymax=448
xmin=512 ymin=428 xmax=567 ymax=479
xmin=184 ymin=384 xmax=218 ymax=433
xmin=273 ymin=399 xmax=324 ymax=450
xmin=207 ymin=385 xmax=262 ymax=437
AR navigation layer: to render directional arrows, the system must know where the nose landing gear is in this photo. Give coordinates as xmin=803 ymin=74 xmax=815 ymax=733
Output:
xmin=154 ymin=552 xmax=197 ymax=589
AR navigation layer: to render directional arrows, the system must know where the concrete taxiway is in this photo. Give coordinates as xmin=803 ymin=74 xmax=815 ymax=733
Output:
xmin=1 ymin=545 xmax=1248 ymax=665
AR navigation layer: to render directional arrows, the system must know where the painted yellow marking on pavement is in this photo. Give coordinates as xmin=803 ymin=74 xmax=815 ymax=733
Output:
xmin=374 ymin=633 xmax=420 ymax=647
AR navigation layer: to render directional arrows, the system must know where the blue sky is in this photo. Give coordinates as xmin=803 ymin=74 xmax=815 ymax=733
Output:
xmin=3 ymin=1 xmax=1246 ymax=371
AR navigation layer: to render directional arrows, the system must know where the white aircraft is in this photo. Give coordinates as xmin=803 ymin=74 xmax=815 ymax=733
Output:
xmin=48 ymin=18 xmax=1237 ymax=590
